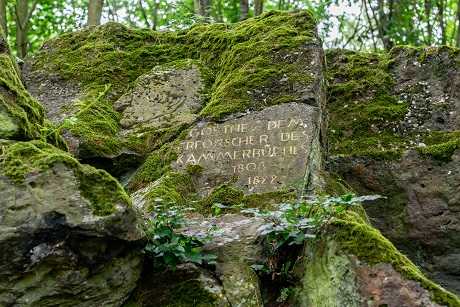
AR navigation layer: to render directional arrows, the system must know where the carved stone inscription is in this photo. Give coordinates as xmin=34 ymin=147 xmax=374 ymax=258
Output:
xmin=173 ymin=103 xmax=320 ymax=195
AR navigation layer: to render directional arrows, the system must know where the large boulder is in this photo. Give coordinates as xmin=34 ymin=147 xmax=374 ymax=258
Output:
xmin=294 ymin=208 xmax=458 ymax=306
xmin=1 ymin=26 xmax=144 ymax=305
xmin=0 ymin=141 xmax=144 ymax=306
xmin=127 ymin=214 xmax=265 ymax=307
xmin=23 ymin=10 xmax=324 ymax=182
xmin=123 ymin=9 xmax=326 ymax=208
xmin=326 ymin=47 xmax=460 ymax=296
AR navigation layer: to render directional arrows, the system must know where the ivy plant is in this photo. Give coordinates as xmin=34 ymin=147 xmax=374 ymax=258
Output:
xmin=144 ymin=203 xmax=218 ymax=271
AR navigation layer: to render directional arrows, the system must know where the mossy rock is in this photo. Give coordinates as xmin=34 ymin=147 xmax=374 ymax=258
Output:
xmin=293 ymin=204 xmax=460 ymax=306
xmin=326 ymin=46 xmax=460 ymax=162
xmin=0 ymin=140 xmax=131 ymax=215
xmin=0 ymin=28 xmax=45 ymax=141
xmin=0 ymin=140 xmax=145 ymax=306
xmin=24 ymin=10 xmax=321 ymax=171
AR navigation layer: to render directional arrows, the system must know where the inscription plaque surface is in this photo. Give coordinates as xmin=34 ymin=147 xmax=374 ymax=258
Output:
xmin=173 ymin=103 xmax=321 ymax=195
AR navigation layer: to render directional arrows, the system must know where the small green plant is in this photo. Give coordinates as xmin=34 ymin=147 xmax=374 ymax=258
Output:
xmin=144 ymin=202 xmax=218 ymax=270
xmin=242 ymin=193 xmax=383 ymax=250
xmin=277 ymin=287 xmax=290 ymax=303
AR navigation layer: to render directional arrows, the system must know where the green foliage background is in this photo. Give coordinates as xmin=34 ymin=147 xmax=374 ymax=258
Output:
xmin=3 ymin=0 xmax=460 ymax=58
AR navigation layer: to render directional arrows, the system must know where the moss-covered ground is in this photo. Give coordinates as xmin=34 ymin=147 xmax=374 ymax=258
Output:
xmin=29 ymin=10 xmax=318 ymax=159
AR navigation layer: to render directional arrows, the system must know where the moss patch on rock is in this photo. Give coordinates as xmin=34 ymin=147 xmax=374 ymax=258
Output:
xmin=0 ymin=140 xmax=131 ymax=215
xmin=160 ymin=280 xmax=219 ymax=307
xmin=142 ymin=171 xmax=197 ymax=211
xmin=0 ymin=53 xmax=44 ymax=141
xmin=416 ymin=130 xmax=460 ymax=161
xmin=202 ymin=184 xmax=245 ymax=209
xmin=321 ymin=171 xmax=354 ymax=196
xmin=333 ymin=212 xmax=460 ymax=306
xmin=126 ymin=140 xmax=180 ymax=192
xmin=327 ymin=46 xmax=460 ymax=162
xmin=326 ymin=49 xmax=406 ymax=160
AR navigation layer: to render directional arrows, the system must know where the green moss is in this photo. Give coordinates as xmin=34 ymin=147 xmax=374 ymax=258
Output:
xmin=161 ymin=280 xmax=218 ymax=307
xmin=142 ymin=171 xmax=196 ymax=211
xmin=0 ymin=140 xmax=131 ymax=216
xmin=42 ymin=119 xmax=69 ymax=152
xmin=127 ymin=123 xmax=188 ymax=157
xmin=412 ymin=130 xmax=460 ymax=161
xmin=185 ymin=164 xmax=205 ymax=175
xmin=0 ymin=28 xmax=46 ymax=142
xmin=27 ymin=10 xmax=317 ymax=159
xmin=76 ymin=164 xmax=131 ymax=215
xmin=416 ymin=140 xmax=460 ymax=161
xmin=0 ymin=54 xmax=44 ymax=141
xmin=126 ymin=141 xmax=178 ymax=192
xmin=202 ymin=184 xmax=244 ymax=209
xmin=333 ymin=214 xmax=460 ymax=306
xmin=321 ymin=172 xmax=353 ymax=196
xmin=326 ymin=50 xmax=408 ymax=160
xmin=242 ymin=190 xmax=295 ymax=208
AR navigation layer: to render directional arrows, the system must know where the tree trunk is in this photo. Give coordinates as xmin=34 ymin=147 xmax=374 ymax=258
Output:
xmin=254 ymin=0 xmax=263 ymax=16
xmin=425 ymin=0 xmax=432 ymax=45
xmin=138 ymin=0 xmax=150 ymax=28
xmin=456 ymin=0 xmax=460 ymax=46
xmin=87 ymin=0 xmax=104 ymax=26
xmin=0 ymin=0 xmax=6 ymax=38
xmin=437 ymin=0 xmax=446 ymax=44
xmin=153 ymin=0 xmax=159 ymax=30
xmin=194 ymin=0 xmax=205 ymax=17
xmin=217 ymin=0 xmax=223 ymax=22
xmin=239 ymin=0 xmax=248 ymax=21
xmin=16 ymin=0 xmax=28 ymax=58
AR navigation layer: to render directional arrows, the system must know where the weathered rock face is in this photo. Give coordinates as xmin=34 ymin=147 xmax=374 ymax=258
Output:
xmin=0 ymin=141 xmax=144 ymax=306
xmin=331 ymin=152 xmax=460 ymax=296
xmin=129 ymin=214 xmax=265 ymax=307
xmin=122 ymin=10 xmax=326 ymax=210
xmin=23 ymin=10 xmax=324 ymax=182
xmin=114 ymin=60 xmax=210 ymax=135
xmin=173 ymin=102 xmax=322 ymax=195
xmin=1 ymin=28 xmax=145 ymax=306
xmin=326 ymin=47 xmax=460 ymax=297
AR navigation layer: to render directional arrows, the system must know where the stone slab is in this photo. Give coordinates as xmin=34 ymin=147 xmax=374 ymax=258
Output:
xmin=114 ymin=63 xmax=207 ymax=135
xmin=173 ymin=102 xmax=321 ymax=195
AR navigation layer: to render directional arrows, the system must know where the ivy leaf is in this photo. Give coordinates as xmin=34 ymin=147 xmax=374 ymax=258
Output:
xmin=202 ymin=254 xmax=218 ymax=261
xmin=163 ymin=251 xmax=175 ymax=264
xmin=185 ymin=252 xmax=202 ymax=264
xmin=342 ymin=194 xmax=353 ymax=202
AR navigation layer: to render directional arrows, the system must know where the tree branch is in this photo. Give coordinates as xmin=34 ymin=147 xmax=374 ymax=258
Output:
xmin=22 ymin=0 xmax=39 ymax=30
